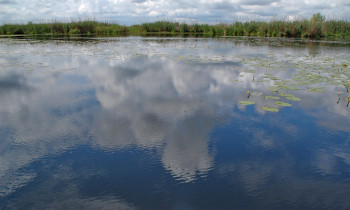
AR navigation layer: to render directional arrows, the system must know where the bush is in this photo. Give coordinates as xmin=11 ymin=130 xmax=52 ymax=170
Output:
xmin=69 ymin=28 xmax=81 ymax=34
xmin=308 ymin=13 xmax=325 ymax=39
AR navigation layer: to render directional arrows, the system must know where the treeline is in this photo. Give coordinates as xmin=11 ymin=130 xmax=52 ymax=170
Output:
xmin=1 ymin=13 xmax=350 ymax=40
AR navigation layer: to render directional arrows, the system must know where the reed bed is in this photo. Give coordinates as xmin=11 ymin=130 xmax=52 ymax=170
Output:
xmin=1 ymin=13 xmax=349 ymax=40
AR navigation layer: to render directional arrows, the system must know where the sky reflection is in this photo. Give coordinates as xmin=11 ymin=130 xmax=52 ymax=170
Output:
xmin=0 ymin=37 xmax=350 ymax=209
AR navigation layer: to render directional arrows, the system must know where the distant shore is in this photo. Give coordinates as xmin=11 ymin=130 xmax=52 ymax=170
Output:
xmin=1 ymin=13 xmax=349 ymax=40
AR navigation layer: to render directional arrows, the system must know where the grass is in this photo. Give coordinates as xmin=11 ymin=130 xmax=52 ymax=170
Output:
xmin=1 ymin=13 xmax=350 ymax=40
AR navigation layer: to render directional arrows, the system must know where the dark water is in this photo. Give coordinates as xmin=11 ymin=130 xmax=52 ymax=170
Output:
xmin=0 ymin=37 xmax=350 ymax=209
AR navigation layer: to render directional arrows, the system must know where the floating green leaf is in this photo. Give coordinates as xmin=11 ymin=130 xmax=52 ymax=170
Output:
xmin=274 ymin=102 xmax=292 ymax=107
xmin=265 ymin=76 xmax=280 ymax=80
xmin=279 ymin=92 xmax=294 ymax=97
xmin=269 ymin=87 xmax=279 ymax=92
xmin=264 ymin=96 xmax=281 ymax=100
xmin=278 ymin=85 xmax=299 ymax=90
xmin=307 ymin=87 xmax=326 ymax=92
xmin=262 ymin=106 xmax=279 ymax=112
xmin=238 ymin=101 xmax=255 ymax=105
xmin=285 ymin=95 xmax=301 ymax=101
xmin=244 ymin=70 xmax=256 ymax=73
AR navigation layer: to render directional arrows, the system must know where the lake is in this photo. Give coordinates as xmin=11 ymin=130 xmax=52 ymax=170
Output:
xmin=0 ymin=36 xmax=350 ymax=209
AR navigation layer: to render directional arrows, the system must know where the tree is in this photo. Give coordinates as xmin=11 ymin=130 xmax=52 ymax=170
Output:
xmin=309 ymin=13 xmax=325 ymax=39
xmin=310 ymin=13 xmax=325 ymax=23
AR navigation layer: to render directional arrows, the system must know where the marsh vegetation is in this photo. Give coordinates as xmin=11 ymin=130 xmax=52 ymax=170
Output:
xmin=1 ymin=13 xmax=350 ymax=40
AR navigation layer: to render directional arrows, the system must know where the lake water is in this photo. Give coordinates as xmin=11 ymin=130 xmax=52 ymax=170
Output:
xmin=0 ymin=36 xmax=350 ymax=209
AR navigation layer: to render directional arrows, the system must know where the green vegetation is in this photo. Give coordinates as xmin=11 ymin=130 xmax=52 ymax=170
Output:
xmin=0 ymin=20 xmax=128 ymax=36
xmin=239 ymin=101 xmax=256 ymax=105
xmin=262 ymin=106 xmax=279 ymax=112
xmin=264 ymin=96 xmax=281 ymax=100
xmin=1 ymin=13 xmax=350 ymax=40
xmin=274 ymin=102 xmax=292 ymax=107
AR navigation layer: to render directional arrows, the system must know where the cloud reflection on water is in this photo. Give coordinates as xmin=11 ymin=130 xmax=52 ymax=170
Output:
xmin=0 ymin=38 xmax=350 ymax=208
xmin=87 ymin=58 xmax=234 ymax=182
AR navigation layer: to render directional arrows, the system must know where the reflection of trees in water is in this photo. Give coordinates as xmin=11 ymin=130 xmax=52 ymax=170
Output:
xmin=306 ymin=41 xmax=320 ymax=56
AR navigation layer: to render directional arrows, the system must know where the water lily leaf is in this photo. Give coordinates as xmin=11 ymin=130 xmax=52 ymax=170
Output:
xmin=307 ymin=88 xmax=326 ymax=92
xmin=274 ymin=102 xmax=292 ymax=107
xmin=279 ymin=92 xmax=294 ymax=97
xmin=265 ymin=76 xmax=280 ymax=80
xmin=277 ymin=84 xmax=299 ymax=90
xmin=262 ymin=106 xmax=279 ymax=112
xmin=269 ymin=87 xmax=279 ymax=92
xmin=274 ymin=81 xmax=288 ymax=86
xmin=285 ymin=95 xmax=301 ymax=101
xmin=264 ymin=96 xmax=280 ymax=100
xmin=244 ymin=70 xmax=256 ymax=73
xmin=238 ymin=101 xmax=255 ymax=105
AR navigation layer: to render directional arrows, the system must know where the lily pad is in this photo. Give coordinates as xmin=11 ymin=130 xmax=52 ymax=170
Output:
xmin=262 ymin=106 xmax=279 ymax=112
xmin=274 ymin=102 xmax=292 ymax=107
xmin=279 ymin=92 xmax=294 ymax=97
xmin=269 ymin=87 xmax=279 ymax=92
xmin=244 ymin=70 xmax=256 ymax=73
xmin=285 ymin=95 xmax=301 ymax=101
xmin=264 ymin=96 xmax=281 ymax=100
xmin=307 ymin=88 xmax=326 ymax=92
xmin=238 ymin=101 xmax=255 ymax=105
xmin=265 ymin=76 xmax=280 ymax=80
xmin=278 ymin=85 xmax=299 ymax=90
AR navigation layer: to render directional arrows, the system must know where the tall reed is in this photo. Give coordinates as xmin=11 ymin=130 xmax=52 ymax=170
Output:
xmin=1 ymin=13 xmax=349 ymax=40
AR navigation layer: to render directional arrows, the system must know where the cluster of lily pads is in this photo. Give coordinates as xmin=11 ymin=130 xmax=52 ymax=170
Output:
xmin=237 ymin=52 xmax=350 ymax=112
xmin=1 ymin=38 xmax=349 ymax=114
xmin=239 ymin=91 xmax=297 ymax=112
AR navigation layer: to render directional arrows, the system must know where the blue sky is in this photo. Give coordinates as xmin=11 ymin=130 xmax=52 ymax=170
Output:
xmin=1 ymin=0 xmax=350 ymax=25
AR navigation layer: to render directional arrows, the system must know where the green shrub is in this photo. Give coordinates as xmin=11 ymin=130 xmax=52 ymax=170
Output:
xmin=69 ymin=28 xmax=80 ymax=34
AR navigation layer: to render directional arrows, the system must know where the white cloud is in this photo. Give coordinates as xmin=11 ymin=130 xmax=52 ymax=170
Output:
xmin=0 ymin=0 xmax=349 ymax=25
xmin=78 ymin=2 xmax=92 ymax=13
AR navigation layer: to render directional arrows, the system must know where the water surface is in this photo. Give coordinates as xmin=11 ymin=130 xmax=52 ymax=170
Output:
xmin=0 ymin=37 xmax=350 ymax=209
